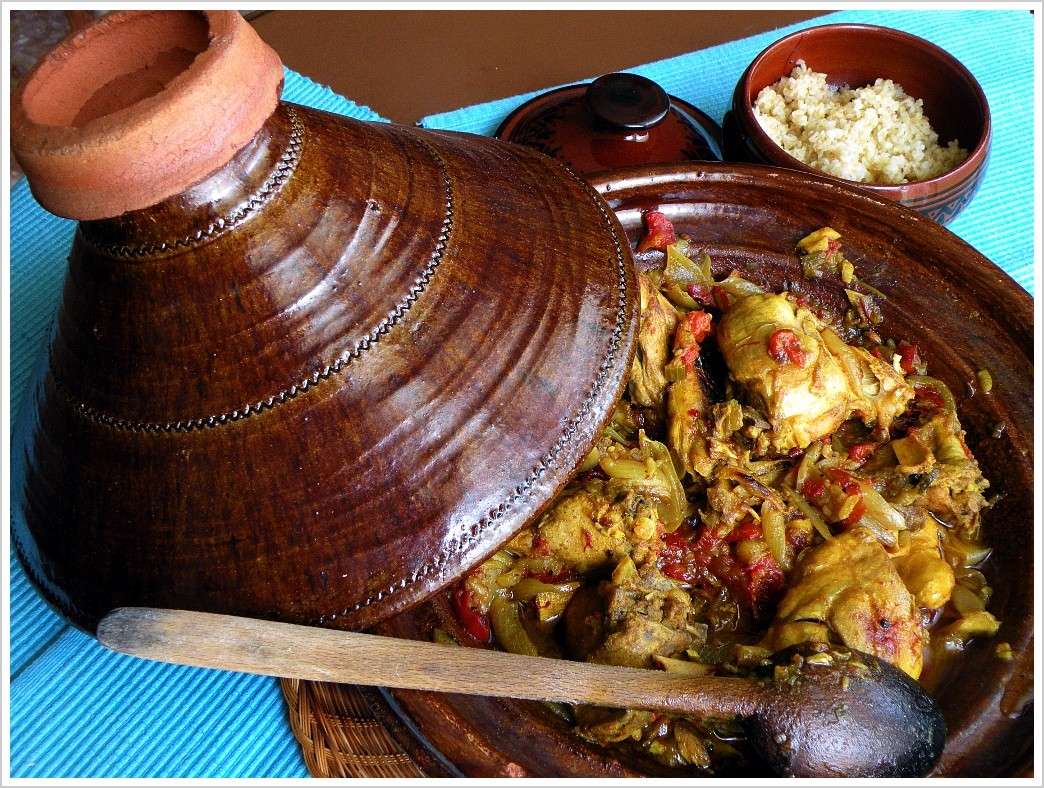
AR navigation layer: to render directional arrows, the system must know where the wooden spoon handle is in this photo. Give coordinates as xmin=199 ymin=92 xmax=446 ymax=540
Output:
xmin=98 ymin=608 xmax=759 ymax=718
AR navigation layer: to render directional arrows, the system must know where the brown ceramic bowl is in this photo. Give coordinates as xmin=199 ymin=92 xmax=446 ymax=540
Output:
xmin=724 ymin=24 xmax=991 ymax=224
xmin=370 ymin=162 xmax=1033 ymax=778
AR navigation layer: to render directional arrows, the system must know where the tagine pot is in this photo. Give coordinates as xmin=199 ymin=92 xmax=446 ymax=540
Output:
xmin=10 ymin=10 xmax=638 ymax=632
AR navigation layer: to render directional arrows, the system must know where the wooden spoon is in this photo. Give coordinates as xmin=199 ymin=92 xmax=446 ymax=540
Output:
xmin=98 ymin=607 xmax=944 ymax=777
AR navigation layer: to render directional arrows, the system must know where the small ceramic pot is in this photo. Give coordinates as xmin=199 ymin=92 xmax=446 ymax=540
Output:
xmin=723 ymin=24 xmax=991 ymax=224
xmin=496 ymin=72 xmax=722 ymax=174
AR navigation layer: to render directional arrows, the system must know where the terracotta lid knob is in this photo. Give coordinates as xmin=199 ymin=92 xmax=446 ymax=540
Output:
xmin=585 ymin=72 xmax=671 ymax=130
xmin=10 ymin=11 xmax=284 ymax=220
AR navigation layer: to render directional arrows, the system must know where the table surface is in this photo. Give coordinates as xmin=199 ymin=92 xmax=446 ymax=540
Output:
xmin=251 ymin=10 xmax=825 ymax=124
xmin=8 ymin=8 xmax=1036 ymax=779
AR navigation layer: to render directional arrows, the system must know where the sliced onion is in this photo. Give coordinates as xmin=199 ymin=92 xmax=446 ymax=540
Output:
xmin=761 ymin=500 xmax=789 ymax=571
xmin=860 ymin=486 xmax=907 ymax=532
xmin=715 ymin=272 xmax=766 ymax=299
xmin=796 ymin=442 xmax=822 ymax=490
xmin=785 ymin=488 xmax=833 ymax=541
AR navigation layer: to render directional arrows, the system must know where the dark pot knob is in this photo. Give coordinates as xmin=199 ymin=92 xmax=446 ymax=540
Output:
xmin=585 ymin=73 xmax=670 ymax=130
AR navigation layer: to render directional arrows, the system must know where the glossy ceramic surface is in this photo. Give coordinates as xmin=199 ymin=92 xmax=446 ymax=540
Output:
xmin=496 ymin=73 xmax=722 ymax=174
xmin=373 ymin=162 xmax=1033 ymax=778
xmin=723 ymin=24 xmax=991 ymax=224
xmin=14 ymin=101 xmax=639 ymax=633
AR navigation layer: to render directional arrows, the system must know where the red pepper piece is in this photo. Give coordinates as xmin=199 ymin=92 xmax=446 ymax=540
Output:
xmin=847 ymin=442 xmax=877 ymax=464
xmin=713 ymin=551 xmax=785 ymax=623
xmin=711 ymin=286 xmax=730 ymax=311
xmin=581 ymin=527 xmax=594 ymax=551
xmin=745 ymin=553 xmax=785 ymax=611
xmin=658 ymin=523 xmax=720 ymax=584
xmin=531 ymin=535 xmax=551 ymax=556
xmin=913 ymin=384 xmax=944 ymax=410
xmin=767 ymin=329 xmax=810 ymax=367
xmin=823 ymin=469 xmax=865 ymax=526
xmin=897 ymin=340 xmax=921 ymax=375
xmin=687 ymin=282 xmax=713 ymax=304
xmin=726 ymin=519 xmax=763 ymax=543
xmin=802 ymin=477 xmax=826 ymax=500
xmin=825 ymin=238 xmax=841 ymax=255
xmin=687 ymin=310 xmax=713 ymax=344
xmin=452 ymin=585 xmax=491 ymax=644
xmin=636 ymin=210 xmax=676 ymax=252
xmin=681 ymin=344 xmax=700 ymax=372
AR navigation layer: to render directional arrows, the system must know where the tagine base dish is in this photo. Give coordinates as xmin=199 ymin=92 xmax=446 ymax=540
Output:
xmin=292 ymin=162 xmax=1030 ymax=779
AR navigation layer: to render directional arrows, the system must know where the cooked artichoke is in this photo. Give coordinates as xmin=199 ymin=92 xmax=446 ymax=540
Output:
xmin=600 ymin=432 xmax=688 ymax=532
xmin=879 ymin=412 xmax=990 ymax=538
xmin=666 ymin=311 xmax=715 ymax=480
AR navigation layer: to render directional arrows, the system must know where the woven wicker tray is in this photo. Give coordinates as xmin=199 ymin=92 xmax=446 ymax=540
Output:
xmin=283 ymin=679 xmax=453 ymax=777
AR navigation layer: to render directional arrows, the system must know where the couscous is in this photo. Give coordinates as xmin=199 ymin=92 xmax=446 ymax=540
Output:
xmin=753 ymin=62 xmax=968 ymax=184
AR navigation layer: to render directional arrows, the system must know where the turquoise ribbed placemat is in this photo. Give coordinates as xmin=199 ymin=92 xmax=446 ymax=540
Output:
xmin=421 ymin=9 xmax=1036 ymax=296
xmin=8 ymin=67 xmax=385 ymax=779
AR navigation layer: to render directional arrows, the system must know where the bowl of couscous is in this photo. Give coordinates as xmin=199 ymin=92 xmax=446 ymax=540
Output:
xmin=723 ymin=24 xmax=990 ymax=224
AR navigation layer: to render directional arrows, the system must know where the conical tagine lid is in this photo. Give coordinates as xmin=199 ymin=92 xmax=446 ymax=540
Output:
xmin=11 ymin=11 xmax=638 ymax=631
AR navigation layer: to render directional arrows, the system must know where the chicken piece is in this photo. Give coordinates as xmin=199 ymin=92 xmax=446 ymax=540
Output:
xmin=819 ymin=328 xmax=912 ymax=432
xmin=533 ymin=486 xmax=633 ymax=574
xmin=629 ymin=274 xmax=679 ymax=411
xmin=588 ymin=559 xmax=697 ymax=669
xmin=590 ymin=616 xmax=694 ymax=669
xmin=717 ymin=293 xmax=912 ymax=453
xmin=763 ymin=529 xmax=927 ymax=678
xmin=718 ymin=293 xmax=854 ymax=452
xmin=893 ymin=516 xmax=955 ymax=610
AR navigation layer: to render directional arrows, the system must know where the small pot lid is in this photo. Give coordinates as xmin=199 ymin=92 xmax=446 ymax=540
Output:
xmin=497 ymin=72 xmax=723 ymax=174
xmin=12 ymin=12 xmax=641 ymax=633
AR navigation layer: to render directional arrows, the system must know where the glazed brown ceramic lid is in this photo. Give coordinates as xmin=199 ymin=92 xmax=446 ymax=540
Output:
xmin=496 ymin=72 xmax=723 ymax=173
xmin=11 ymin=11 xmax=639 ymax=632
